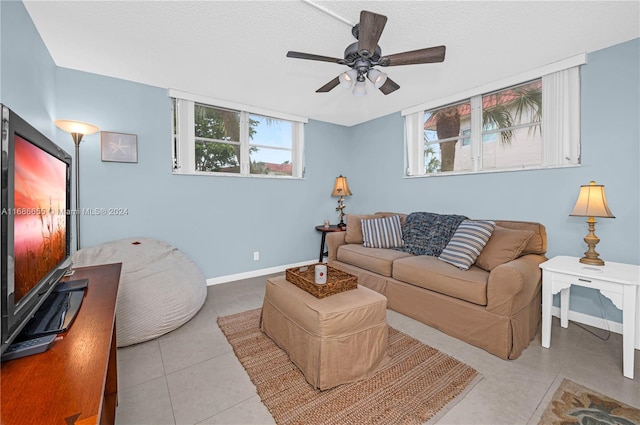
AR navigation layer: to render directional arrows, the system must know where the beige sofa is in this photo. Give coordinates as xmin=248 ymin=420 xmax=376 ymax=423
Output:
xmin=326 ymin=213 xmax=547 ymax=360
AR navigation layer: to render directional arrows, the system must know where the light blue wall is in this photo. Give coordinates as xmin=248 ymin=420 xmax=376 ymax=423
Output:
xmin=0 ymin=0 xmax=57 ymax=138
xmin=343 ymin=38 xmax=640 ymax=323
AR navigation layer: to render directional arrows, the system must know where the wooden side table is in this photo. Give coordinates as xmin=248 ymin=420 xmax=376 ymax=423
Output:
xmin=540 ymin=255 xmax=639 ymax=379
xmin=315 ymin=225 xmax=346 ymax=262
xmin=1 ymin=263 xmax=122 ymax=424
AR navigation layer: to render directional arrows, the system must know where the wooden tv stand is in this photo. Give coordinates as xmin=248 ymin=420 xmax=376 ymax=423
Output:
xmin=1 ymin=263 xmax=122 ymax=425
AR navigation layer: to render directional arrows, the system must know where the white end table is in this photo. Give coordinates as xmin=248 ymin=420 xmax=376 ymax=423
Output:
xmin=540 ymin=255 xmax=640 ymax=379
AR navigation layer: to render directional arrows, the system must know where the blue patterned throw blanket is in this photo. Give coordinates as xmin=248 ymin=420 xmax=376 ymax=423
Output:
xmin=401 ymin=212 xmax=468 ymax=256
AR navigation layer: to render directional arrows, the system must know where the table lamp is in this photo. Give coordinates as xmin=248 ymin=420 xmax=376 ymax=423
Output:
xmin=331 ymin=175 xmax=352 ymax=228
xmin=569 ymin=181 xmax=615 ymax=266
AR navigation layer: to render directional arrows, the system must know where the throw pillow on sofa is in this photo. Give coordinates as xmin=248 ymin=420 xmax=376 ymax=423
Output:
xmin=361 ymin=215 xmax=404 ymax=249
xmin=474 ymin=226 xmax=535 ymax=271
xmin=345 ymin=212 xmax=406 ymax=244
xmin=438 ymin=220 xmax=496 ymax=270
xmin=345 ymin=214 xmax=380 ymax=244
xmin=401 ymin=212 xmax=468 ymax=256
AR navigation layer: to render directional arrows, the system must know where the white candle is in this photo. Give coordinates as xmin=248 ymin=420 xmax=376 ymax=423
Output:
xmin=315 ymin=264 xmax=327 ymax=284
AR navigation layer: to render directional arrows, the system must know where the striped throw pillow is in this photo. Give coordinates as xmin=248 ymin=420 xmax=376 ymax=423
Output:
xmin=438 ymin=220 xmax=495 ymax=270
xmin=361 ymin=215 xmax=404 ymax=249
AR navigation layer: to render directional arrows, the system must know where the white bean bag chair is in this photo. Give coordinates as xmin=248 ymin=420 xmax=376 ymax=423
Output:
xmin=72 ymin=237 xmax=207 ymax=347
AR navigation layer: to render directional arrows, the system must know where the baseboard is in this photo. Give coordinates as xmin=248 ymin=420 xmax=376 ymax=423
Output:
xmin=206 ymin=259 xmax=317 ymax=286
xmin=551 ymin=306 xmax=622 ymax=335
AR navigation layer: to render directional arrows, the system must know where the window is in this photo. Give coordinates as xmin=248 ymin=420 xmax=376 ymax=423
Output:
xmin=248 ymin=114 xmax=295 ymax=176
xmin=171 ymin=90 xmax=306 ymax=178
xmin=405 ymin=54 xmax=584 ymax=176
xmin=194 ymin=103 xmax=241 ymax=173
xmin=424 ymin=100 xmax=472 ymax=173
xmin=461 ymin=129 xmax=471 ymax=146
xmin=480 ymin=81 xmax=542 ymax=170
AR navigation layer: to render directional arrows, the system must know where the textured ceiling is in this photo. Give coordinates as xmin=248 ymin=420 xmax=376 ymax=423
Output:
xmin=23 ymin=1 xmax=639 ymax=127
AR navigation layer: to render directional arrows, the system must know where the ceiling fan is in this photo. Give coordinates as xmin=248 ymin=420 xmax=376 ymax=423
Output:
xmin=286 ymin=10 xmax=446 ymax=96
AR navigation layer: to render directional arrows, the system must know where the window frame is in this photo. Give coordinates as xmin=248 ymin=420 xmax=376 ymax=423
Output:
xmin=403 ymin=53 xmax=585 ymax=177
xmin=170 ymin=89 xmax=307 ymax=178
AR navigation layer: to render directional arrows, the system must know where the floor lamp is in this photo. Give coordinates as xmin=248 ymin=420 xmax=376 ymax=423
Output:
xmin=54 ymin=120 xmax=99 ymax=251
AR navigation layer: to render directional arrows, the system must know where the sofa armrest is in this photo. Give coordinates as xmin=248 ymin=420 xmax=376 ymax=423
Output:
xmin=326 ymin=231 xmax=347 ymax=261
xmin=486 ymin=254 xmax=546 ymax=316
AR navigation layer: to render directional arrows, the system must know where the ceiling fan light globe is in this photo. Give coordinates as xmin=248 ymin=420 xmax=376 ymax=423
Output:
xmin=367 ymin=69 xmax=388 ymax=89
xmin=338 ymin=74 xmax=352 ymax=88
xmin=352 ymin=80 xmax=367 ymax=96
xmin=339 ymin=69 xmax=358 ymax=88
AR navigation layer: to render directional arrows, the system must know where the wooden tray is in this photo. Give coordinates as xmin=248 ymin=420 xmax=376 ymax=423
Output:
xmin=285 ymin=263 xmax=357 ymax=298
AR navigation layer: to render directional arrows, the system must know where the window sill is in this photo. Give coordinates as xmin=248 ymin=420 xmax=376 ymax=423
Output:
xmin=405 ymin=163 xmax=580 ymax=178
xmin=172 ymin=170 xmax=304 ymax=180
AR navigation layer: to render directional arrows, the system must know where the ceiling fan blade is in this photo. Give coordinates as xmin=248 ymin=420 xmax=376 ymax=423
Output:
xmin=380 ymin=45 xmax=446 ymax=66
xmin=378 ymin=77 xmax=400 ymax=95
xmin=316 ymin=77 xmax=341 ymax=93
xmin=286 ymin=51 xmax=343 ymax=64
xmin=357 ymin=10 xmax=387 ymax=57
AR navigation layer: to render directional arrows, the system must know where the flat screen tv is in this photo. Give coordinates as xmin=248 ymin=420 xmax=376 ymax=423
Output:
xmin=1 ymin=104 xmax=72 ymax=356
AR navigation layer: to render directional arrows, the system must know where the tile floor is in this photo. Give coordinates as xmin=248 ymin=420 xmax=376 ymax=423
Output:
xmin=115 ymin=273 xmax=640 ymax=425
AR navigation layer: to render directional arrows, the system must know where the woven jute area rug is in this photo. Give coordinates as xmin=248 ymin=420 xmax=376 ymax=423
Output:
xmin=217 ymin=308 xmax=481 ymax=425
xmin=538 ymin=378 xmax=640 ymax=425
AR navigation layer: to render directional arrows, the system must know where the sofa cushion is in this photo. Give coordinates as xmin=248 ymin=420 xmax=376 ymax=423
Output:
xmin=337 ymin=244 xmax=412 ymax=277
xmin=392 ymin=255 xmax=489 ymax=306
xmin=345 ymin=214 xmax=380 ymax=244
xmin=401 ymin=212 xmax=468 ymax=256
xmin=361 ymin=215 xmax=404 ymax=249
xmin=345 ymin=212 xmax=406 ymax=244
xmin=374 ymin=212 xmax=408 ymax=223
xmin=494 ymin=220 xmax=546 ymax=255
xmin=438 ymin=220 xmax=495 ymax=270
xmin=475 ymin=226 xmax=534 ymax=271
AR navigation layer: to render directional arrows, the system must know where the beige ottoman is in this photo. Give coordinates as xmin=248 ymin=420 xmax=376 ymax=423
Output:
xmin=260 ymin=276 xmax=388 ymax=390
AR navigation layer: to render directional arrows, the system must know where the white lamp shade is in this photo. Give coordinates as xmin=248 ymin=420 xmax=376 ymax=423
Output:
xmin=352 ymin=80 xmax=367 ymax=96
xmin=331 ymin=175 xmax=352 ymax=196
xmin=55 ymin=119 xmax=99 ymax=136
xmin=339 ymin=69 xmax=358 ymax=88
xmin=367 ymin=69 xmax=387 ymax=89
xmin=570 ymin=181 xmax=615 ymax=218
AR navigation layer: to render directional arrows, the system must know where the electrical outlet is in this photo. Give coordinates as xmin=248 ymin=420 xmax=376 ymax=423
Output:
xmin=253 ymin=251 xmax=259 ymax=261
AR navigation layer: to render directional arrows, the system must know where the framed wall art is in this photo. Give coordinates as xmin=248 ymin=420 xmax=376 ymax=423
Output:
xmin=101 ymin=131 xmax=138 ymax=163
